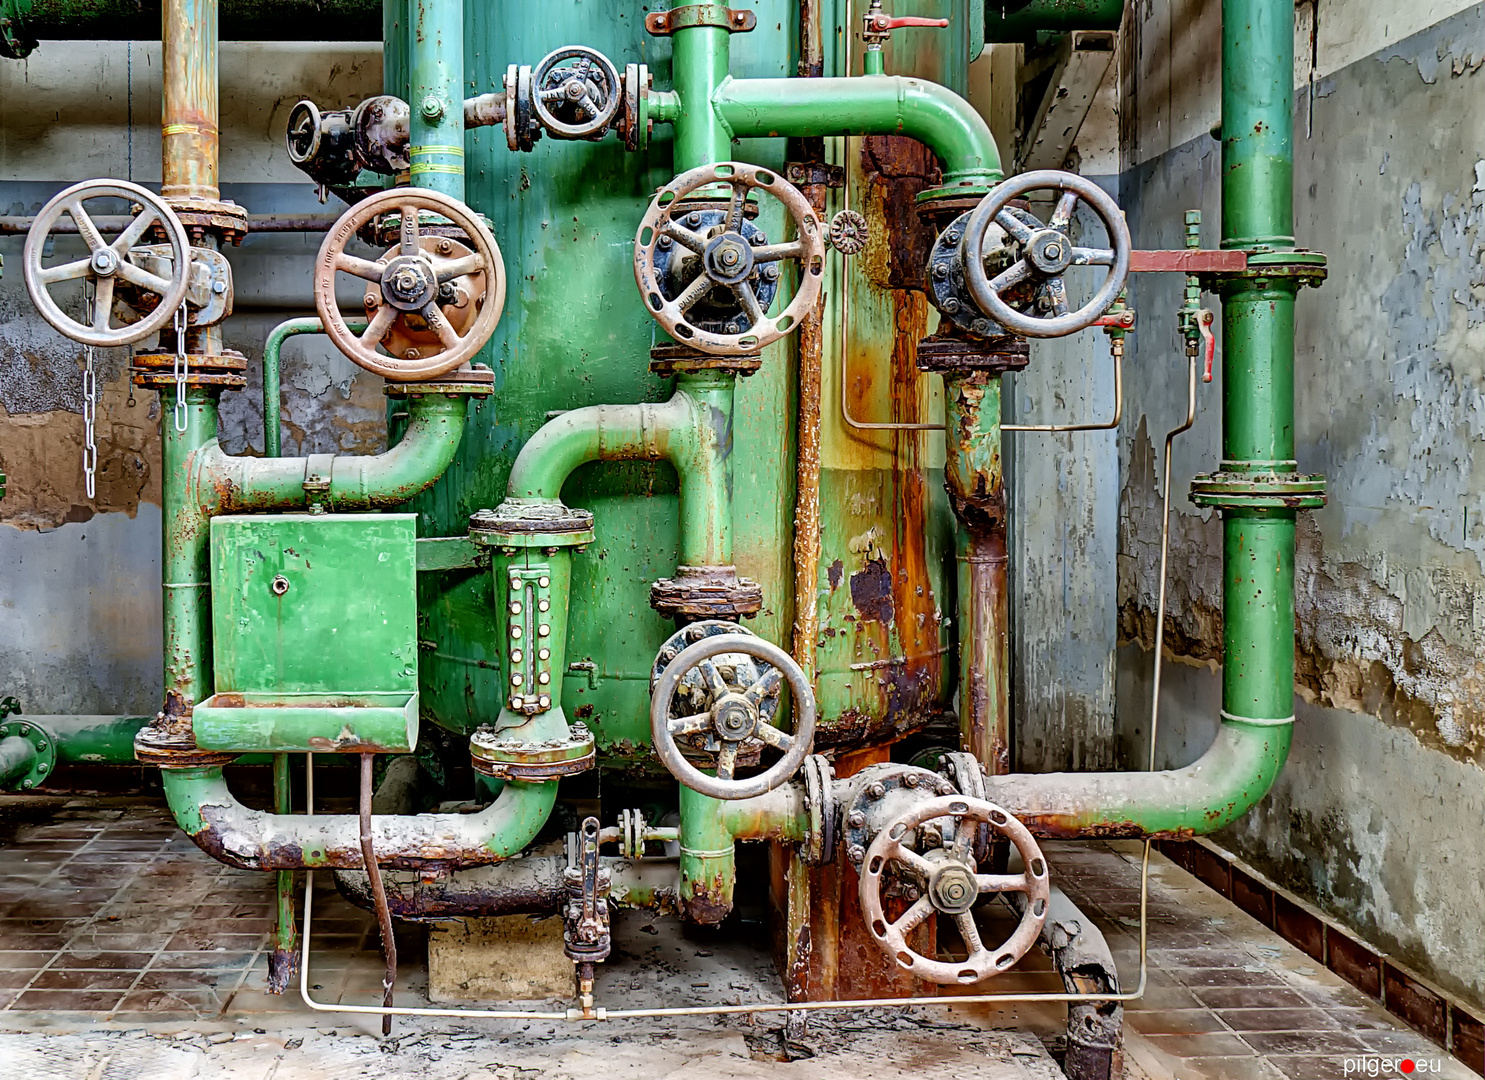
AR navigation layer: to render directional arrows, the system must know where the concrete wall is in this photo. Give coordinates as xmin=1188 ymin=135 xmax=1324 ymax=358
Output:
xmin=0 ymin=42 xmax=381 ymax=714
xmin=1114 ymin=0 xmax=1485 ymax=1012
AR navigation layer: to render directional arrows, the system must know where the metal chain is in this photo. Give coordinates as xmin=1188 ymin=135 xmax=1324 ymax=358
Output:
xmin=172 ymin=303 xmax=189 ymax=434
xmin=82 ymin=281 xmax=99 ymax=499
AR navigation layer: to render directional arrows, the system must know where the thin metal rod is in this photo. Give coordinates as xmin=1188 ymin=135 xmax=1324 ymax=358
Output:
xmin=0 ymin=213 xmax=340 ymax=235
xmin=358 ymin=753 xmax=397 ymax=1036
xmin=1149 ymin=352 xmax=1200 ymax=768
xmin=1003 ymin=336 xmax=1123 ymax=432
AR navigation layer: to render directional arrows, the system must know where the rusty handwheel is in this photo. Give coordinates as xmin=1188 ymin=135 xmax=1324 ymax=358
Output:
xmin=633 ymin=161 xmax=825 ymax=356
xmin=650 ymin=632 xmax=815 ymax=800
xmin=313 ymin=187 xmax=505 ymax=381
xmin=961 ymin=169 xmax=1130 ymax=339
xmin=859 ymin=795 xmax=1050 ymax=985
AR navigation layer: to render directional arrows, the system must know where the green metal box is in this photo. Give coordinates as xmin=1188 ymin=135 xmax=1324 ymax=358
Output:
xmin=196 ymin=513 xmax=420 ymax=753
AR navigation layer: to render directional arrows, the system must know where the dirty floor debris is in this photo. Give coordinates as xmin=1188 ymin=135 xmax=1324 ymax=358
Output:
xmin=0 ymin=796 xmax=1472 ymax=1080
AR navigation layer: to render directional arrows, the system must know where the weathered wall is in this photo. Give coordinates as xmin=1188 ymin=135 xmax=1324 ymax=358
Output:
xmin=0 ymin=41 xmax=382 ymax=714
xmin=1116 ymin=0 xmax=1485 ymax=1011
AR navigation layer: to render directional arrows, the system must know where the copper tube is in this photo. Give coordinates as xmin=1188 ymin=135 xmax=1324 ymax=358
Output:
xmin=358 ymin=754 xmax=397 ymax=1036
xmin=161 ymin=0 xmax=219 ymax=201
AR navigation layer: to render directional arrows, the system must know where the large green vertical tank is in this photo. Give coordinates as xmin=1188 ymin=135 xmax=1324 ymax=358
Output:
xmin=390 ymin=0 xmax=975 ymax=769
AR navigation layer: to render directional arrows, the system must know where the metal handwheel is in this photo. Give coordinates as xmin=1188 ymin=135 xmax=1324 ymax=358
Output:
xmin=532 ymin=46 xmax=621 ymax=139
xmin=961 ymin=169 xmax=1131 ymax=339
xmin=23 ymin=179 xmax=192 ymax=347
xmin=859 ymin=795 xmax=1050 ymax=984
xmin=634 ymin=161 xmax=825 ymax=356
xmin=650 ymin=632 xmax=816 ymax=801
xmin=313 ymin=187 xmax=505 ymax=381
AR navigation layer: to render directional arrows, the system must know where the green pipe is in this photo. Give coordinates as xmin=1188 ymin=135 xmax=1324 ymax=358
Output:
xmin=405 ymin=0 xmax=463 ymax=196
xmin=158 ymin=760 xmax=561 ymax=870
xmin=982 ymin=0 xmax=1124 ymax=41
xmin=8 ymin=715 xmax=152 ymax=764
xmin=712 ymin=76 xmax=1003 ymax=187
xmin=1221 ymin=0 xmax=1294 ymax=250
xmin=670 ymin=24 xmax=733 ymax=171
xmin=0 ymin=736 xmax=37 ymax=788
xmin=261 ymin=318 xmax=368 ymax=459
xmin=505 ymin=373 xmax=733 ymax=567
xmin=676 ymin=782 xmax=806 ymax=923
xmin=270 ymin=753 xmax=297 ymax=988
xmin=162 ymin=388 xmax=219 ymax=717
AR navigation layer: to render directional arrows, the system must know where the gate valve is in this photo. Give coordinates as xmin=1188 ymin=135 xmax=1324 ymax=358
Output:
xmin=859 ymin=795 xmax=1050 ymax=985
xmin=313 ymin=187 xmax=506 ymax=381
xmin=532 ymin=46 xmax=622 ymax=140
xmin=634 ymin=161 xmax=826 ymax=357
xmin=650 ymin=630 xmax=816 ymax=801
xmin=960 ymin=169 xmax=1131 ymax=339
xmin=23 ymin=179 xmax=192 ymax=348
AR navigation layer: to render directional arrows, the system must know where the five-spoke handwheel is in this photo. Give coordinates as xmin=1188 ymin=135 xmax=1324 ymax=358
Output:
xmin=532 ymin=46 xmax=621 ymax=139
xmin=860 ymin=795 xmax=1050 ymax=985
xmin=961 ymin=169 xmax=1131 ymax=339
xmin=634 ymin=161 xmax=825 ymax=356
xmin=313 ymin=187 xmax=505 ymax=381
xmin=650 ymin=633 xmax=816 ymax=800
xmin=23 ymin=179 xmax=192 ymax=347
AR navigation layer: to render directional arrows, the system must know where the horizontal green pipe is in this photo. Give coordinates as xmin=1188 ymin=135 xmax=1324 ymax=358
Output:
xmin=505 ymin=375 xmax=732 ymax=566
xmin=37 ymin=715 xmax=153 ymax=764
xmin=714 ymin=75 xmax=1002 ymax=186
xmin=0 ymin=737 xmax=37 ymax=788
xmin=983 ymin=0 xmax=1123 ymax=40
xmin=981 ymin=717 xmax=1292 ymax=837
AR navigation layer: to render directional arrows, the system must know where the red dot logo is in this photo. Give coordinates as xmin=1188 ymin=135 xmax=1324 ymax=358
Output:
xmin=1400 ymin=1061 xmax=1416 ymax=1074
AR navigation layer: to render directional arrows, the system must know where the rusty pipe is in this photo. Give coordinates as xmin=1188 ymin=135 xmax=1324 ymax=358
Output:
xmin=161 ymin=0 xmax=219 ymax=201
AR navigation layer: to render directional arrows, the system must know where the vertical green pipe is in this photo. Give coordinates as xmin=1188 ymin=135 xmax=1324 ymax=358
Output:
xmin=677 ymin=782 xmax=737 ymax=923
xmin=673 ymin=371 xmax=734 ymax=567
xmin=1220 ymin=0 xmax=1299 ymax=728
xmin=262 ymin=318 xmax=369 ymax=460
xmin=269 ymin=752 xmax=297 ymax=990
xmin=670 ymin=25 xmax=731 ymax=171
xmin=407 ymin=0 xmax=464 ymax=197
xmin=161 ymin=386 xmax=219 ymax=717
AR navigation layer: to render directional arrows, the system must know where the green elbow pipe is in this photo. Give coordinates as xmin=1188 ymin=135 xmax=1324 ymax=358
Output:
xmin=677 ymin=783 xmax=807 ymax=923
xmin=983 ymin=0 xmax=1124 ymax=41
xmin=159 ymin=764 xmax=559 ymax=871
xmin=0 ymin=736 xmax=37 ymax=788
xmin=505 ymin=375 xmax=733 ymax=567
xmin=714 ymin=75 xmax=1003 ymax=187
xmin=261 ymin=317 xmax=368 ymax=459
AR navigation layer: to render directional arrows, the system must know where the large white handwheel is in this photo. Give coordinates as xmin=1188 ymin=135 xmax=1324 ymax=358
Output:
xmin=961 ymin=169 xmax=1131 ymax=339
xmin=860 ymin=795 xmax=1050 ymax=985
xmin=650 ymin=632 xmax=816 ymax=801
xmin=23 ymin=179 xmax=192 ymax=347
xmin=633 ymin=161 xmax=825 ymax=356
xmin=313 ymin=187 xmax=505 ymax=381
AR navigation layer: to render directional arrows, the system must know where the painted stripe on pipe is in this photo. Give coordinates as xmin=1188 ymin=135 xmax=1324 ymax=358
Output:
xmin=409 ymin=164 xmax=465 ymax=176
xmin=679 ymin=846 xmax=735 ymax=859
xmin=410 ymin=145 xmax=465 ymax=156
xmin=1220 ymin=710 xmax=1295 ymax=727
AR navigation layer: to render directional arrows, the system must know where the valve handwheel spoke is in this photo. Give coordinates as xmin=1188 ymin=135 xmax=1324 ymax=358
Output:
xmin=961 ymin=169 xmax=1132 ymax=339
xmin=860 ymin=795 xmax=1051 ymax=985
xmin=634 ymin=161 xmax=826 ymax=357
xmin=650 ymin=633 xmax=816 ymax=801
xmin=313 ymin=186 xmax=506 ymax=381
xmin=24 ymin=179 xmax=192 ymax=348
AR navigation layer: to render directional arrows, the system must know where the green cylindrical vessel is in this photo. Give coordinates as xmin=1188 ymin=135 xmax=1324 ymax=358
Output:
xmin=394 ymin=2 xmax=975 ymax=769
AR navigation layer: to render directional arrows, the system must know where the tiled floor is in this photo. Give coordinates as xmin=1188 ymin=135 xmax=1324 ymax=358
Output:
xmin=0 ymin=797 xmax=1474 ymax=1080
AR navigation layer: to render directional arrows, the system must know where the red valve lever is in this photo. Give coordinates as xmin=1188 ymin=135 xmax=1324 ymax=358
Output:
xmin=1198 ymin=309 xmax=1216 ymax=382
xmin=882 ymin=15 xmax=950 ymax=28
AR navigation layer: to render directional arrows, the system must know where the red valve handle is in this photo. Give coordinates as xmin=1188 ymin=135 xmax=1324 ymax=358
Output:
xmin=1198 ymin=309 xmax=1216 ymax=382
xmin=883 ymin=15 xmax=950 ymax=28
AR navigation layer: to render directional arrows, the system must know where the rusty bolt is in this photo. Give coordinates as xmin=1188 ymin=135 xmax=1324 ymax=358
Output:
xmin=905 ymin=887 xmax=921 ymax=901
xmin=904 ymin=773 xmax=919 ymax=788
xmin=270 ymin=575 xmax=291 ymax=596
xmin=437 ymin=239 xmax=453 ymax=255
xmin=847 ymin=843 xmax=865 ymax=864
xmin=724 ymin=322 xmax=740 ymax=334
xmin=867 ymin=782 xmax=886 ymax=800
xmin=973 ymin=319 xmax=991 ymax=335
xmin=946 ymin=229 xmax=961 ymax=244
xmin=661 ymin=648 xmax=676 ymax=662
xmin=846 ymin=810 xmax=866 ymax=828
xmin=364 ymin=292 xmax=379 ymax=308
xmin=762 ymin=264 xmax=779 ymax=281
xmin=405 ymin=348 xmax=421 ymax=360
xmin=932 ymin=263 xmax=948 ymax=280
xmin=942 ymin=297 xmax=960 ymax=314
xmin=687 ymin=212 xmax=702 ymax=227
xmin=420 ymin=94 xmax=445 ymax=120
xmin=657 ymin=235 xmax=672 ymax=249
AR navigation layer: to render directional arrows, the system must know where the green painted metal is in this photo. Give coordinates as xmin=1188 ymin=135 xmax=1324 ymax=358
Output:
xmin=0 ymin=736 xmax=37 ymax=788
xmin=1220 ymin=0 xmax=1294 ymax=251
xmin=670 ymin=24 xmax=733 ymax=170
xmin=676 ymin=782 xmax=807 ymax=921
xmin=982 ymin=0 xmax=1124 ymax=41
xmin=271 ymin=752 xmax=297 ymax=981
xmin=195 ymin=693 xmax=418 ymax=753
xmin=405 ymin=0 xmax=463 ymax=196
xmin=484 ymin=546 xmax=577 ymax=736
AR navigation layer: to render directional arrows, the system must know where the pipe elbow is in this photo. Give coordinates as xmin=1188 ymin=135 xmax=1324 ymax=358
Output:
xmin=506 ymin=395 xmax=691 ymax=501
xmin=328 ymin=395 xmax=467 ymax=509
xmin=891 ymin=76 xmax=1003 ymax=185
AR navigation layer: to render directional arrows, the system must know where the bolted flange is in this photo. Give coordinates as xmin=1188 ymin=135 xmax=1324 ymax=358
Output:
xmin=0 ymin=719 xmax=57 ymax=792
xmin=469 ymin=723 xmax=595 ymax=781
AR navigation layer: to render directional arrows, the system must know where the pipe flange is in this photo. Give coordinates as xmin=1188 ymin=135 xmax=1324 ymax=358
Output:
xmin=914 ymin=332 xmax=1029 ymax=375
xmin=839 ymin=762 xmax=957 ymax=869
xmin=799 ymin=753 xmax=837 ymax=866
xmin=940 ymin=751 xmax=991 ymax=862
xmin=648 ymin=341 xmax=761 ymax=378
xmin=166 ymin=197 xmax=250 ymax=246
xmin=1190 ymin=471 xmax=1328 ymax=511
xmin=134 ymin=721 xmax=239 ymax=769
xmin=618 ymin=64 xmax=652 ymax=152
xmin=650 ymin=565 xmax=763 ymax=622
xmin=470 ymin=500 xmax=596 ymax=549
xmin=470 ymin=723 xmax=595 ymax=781
xmin=384 ymin=362 xmax=495 ymax=397
xmin=0 ymin=720 xmax=57 ymax=791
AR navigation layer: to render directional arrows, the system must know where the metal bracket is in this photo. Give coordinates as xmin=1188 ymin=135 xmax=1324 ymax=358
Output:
xmin=784 ymin=162 xmax=845 ymax=189
xmin=645 ymin=5 xmax=756 ymax=35
xmin=1016 ymin=31 xmax=1117 ymax=172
